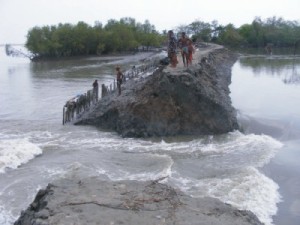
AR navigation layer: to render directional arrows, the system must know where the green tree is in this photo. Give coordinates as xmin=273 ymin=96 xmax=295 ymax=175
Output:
xmin=136 ymin=20 xmax=162 ymax=50
xmin=218 ymin=24 xmax=243 ymax=47
xmin=188 ymin=20 xmax=212 ymax=42
xmin=104 ymin=19 xmax=139 ymax=52
xmin=26 ymin=26 xmax=51 ymax=56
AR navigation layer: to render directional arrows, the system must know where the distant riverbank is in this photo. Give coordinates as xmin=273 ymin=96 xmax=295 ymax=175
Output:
xmin=232 ymin=46 xmax=299 ymax=56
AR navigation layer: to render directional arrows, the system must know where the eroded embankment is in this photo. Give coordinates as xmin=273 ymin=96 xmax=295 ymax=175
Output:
xmin=75 ymin=44 xmax=239 ymax=137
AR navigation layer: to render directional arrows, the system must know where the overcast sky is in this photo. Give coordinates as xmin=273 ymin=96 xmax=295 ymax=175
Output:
xmin=0 ymin=0 xmax=299 ymax=44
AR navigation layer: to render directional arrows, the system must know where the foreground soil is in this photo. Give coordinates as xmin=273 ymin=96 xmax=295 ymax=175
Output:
xmin=14 ymin=178 xmax=263 ymax=225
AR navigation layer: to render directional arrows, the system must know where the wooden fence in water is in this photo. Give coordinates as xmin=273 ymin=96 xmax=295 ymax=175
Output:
xmin=62 ymin=59 xmax=160 ymax=125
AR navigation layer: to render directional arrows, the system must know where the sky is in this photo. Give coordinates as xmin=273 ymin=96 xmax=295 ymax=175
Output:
xmin=0 ymin=0 xmax=299 ymax=44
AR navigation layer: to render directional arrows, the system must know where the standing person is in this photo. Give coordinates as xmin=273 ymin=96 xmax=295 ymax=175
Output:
xmin=92 ymin=79 xmax=98 ymax=102
xmin=265 ymin=43 xmax=273 ymax=55
xmin=167 ymin=30 xmax=178 ymax=68
xmin=187 ymin=40 xmax=195 ymax=65
xmin=116 ymin=66 xmax=124 ymax=96
xmin=178 ymin=32 xmax=191 ymax=67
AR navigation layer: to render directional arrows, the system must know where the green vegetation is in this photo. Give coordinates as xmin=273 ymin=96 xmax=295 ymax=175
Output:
xmin=26 ymin=16 xmax=300 ymax=58
xmin=26 ymin=18 xmax=164 ymax=58
xmin=177 ymin=16 xmax=300 ymax=49
xmin=180 ymin=17 xmax=300 ymax=48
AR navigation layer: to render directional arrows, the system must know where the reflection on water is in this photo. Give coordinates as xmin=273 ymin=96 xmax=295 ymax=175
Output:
xmin=231 ymin=55 xmax=300 ymax=224
xmin=231 ymin=56 xmax=300 ymax=125
xmin=239 ymin=56 xmax=300 ymax=84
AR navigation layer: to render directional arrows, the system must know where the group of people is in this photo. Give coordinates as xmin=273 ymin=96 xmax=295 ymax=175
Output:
xmin=167 ymin=30 xmax=195 ymax=68
xmin=92 ymin=32 xmax=194 ymax=99
xmin=92 ymin=66 xmax=124 ymax=100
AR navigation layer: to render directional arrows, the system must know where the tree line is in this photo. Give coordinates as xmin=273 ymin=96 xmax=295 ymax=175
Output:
xmin=26 ymin=16 xmax=300 ymax=58
xmin=176 ymin=16 xmax=300 ymax=49
xmin=26 ymin=18 xmax=164 ymax=58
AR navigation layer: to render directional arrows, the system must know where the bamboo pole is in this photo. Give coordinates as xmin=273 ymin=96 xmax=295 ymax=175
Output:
xmin=63 ymin=107 xmax=65 ymax=125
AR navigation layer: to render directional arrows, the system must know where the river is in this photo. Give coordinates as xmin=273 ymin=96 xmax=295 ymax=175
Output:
xmin=231 ymin=54 xmax=300 ymax=225
xmin=0 ymin=46 xmax=299 ymax=225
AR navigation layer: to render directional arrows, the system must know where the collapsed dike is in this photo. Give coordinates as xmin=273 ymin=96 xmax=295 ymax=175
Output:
xmin=75 ymin=44 xmax=239 ymax=138
xmin=15 ymin=45 xmax=264 ymax=225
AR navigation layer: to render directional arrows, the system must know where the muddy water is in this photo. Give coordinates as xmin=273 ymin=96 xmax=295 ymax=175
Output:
xmin=0 ymin=46 xmax=298 ymax=225
xmin=231 ymin=55 xmax=300 ymax=225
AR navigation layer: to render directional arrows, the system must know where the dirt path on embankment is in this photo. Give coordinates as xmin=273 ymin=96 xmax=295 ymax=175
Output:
xmin=164 ymin=43 xmax=224 ymax=73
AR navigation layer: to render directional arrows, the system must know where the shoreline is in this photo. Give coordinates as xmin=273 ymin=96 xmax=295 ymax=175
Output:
xmin=30 ymin=50 xmax=161 ymax=62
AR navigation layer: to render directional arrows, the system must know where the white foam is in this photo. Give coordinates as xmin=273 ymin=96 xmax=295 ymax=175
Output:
xmin=121 ymin=131 xmax=283 ymax=168
xmin=171 ymin=167 xmax=280 ymax=225
xmin=196 ymin=131 xmax=283 ymax=168
xmin=41 ymin=167 xmax=67 ymax=179
xmin=102 ymin=154 xmax=173 ymax=182
xmin=0 ymin=205 xmax=15 ymax=225
xmin=0 ymin=138 xmax=42 ymax=173
xmin=27 ymin=130 xmax=282 ymax=225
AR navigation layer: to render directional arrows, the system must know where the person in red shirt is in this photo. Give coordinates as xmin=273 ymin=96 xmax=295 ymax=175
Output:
xmin=187 ymin=40 xmax=195 ymax=65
